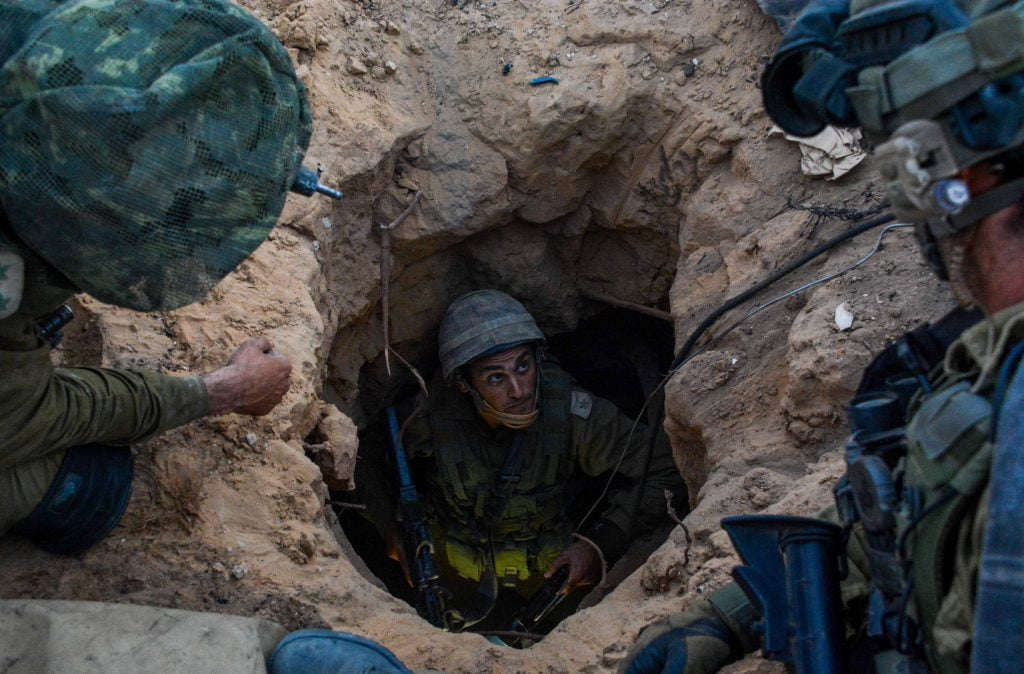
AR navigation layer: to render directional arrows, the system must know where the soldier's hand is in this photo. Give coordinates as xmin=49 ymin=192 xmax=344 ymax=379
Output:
xmin=546 ymin=539 xmax=601 ymax=591
xmin=203 ymin=337 xmax=293 ymax=417
xmin=618 ymin=612 xmax=739 ymax=674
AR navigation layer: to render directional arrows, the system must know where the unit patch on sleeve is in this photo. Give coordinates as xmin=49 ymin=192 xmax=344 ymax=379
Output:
xmin=570 ymin=390 xmax=593 ymax=419
xmin=0 ymin=250 xmax=24 ymax=320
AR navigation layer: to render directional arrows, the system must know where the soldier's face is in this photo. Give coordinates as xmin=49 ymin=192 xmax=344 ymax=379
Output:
xmin=945 ymin=163 xmax=1024 ymax=314
xmin=465 ymin=345 xmax=538 ymax=414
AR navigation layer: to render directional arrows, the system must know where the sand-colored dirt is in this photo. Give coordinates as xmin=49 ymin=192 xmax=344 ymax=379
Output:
xmin=1 ymin=0 xmax=955 ymax=671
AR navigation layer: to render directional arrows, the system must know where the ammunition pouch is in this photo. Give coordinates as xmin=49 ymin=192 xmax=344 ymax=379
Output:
xmin=12 ymin=444 xmax=134 ymax=555
xmin=438 ymin=528 xmax=563 ymax=591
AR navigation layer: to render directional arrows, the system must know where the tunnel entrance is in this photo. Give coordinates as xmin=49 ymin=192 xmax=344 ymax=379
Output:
xmin=327 ymin=303 xmax=683 ymax=643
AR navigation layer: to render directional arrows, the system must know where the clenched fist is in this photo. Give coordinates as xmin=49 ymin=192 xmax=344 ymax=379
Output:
xmin=202 ymin=337 xmax=293 ymax=417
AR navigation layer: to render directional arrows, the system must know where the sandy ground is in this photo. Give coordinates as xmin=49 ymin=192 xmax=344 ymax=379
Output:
xmin=1 ymin=0 xmax=955 ymax=671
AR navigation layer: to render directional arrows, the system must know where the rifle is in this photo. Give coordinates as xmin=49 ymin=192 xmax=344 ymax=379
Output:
xmin=721 ymin=514 xmax=846 ymax=674
xmin=385 ymin=406 xmax=447 ymax=627
xmin=36 ymin=304 xmax=74 ymax=347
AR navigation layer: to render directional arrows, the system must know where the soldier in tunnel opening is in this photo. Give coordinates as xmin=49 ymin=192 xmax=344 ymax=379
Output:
xmin=353 ymin=289 xmax=686 ymax=633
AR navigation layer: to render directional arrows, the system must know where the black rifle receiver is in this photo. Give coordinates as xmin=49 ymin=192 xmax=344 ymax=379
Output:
xmin=386 ymin=406 xmax=447 ymax=628
xmin=504 ymin=565 xmax=571 ymax=647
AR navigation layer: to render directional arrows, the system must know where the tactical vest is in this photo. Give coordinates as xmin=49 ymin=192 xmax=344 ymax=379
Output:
xmin=426 ymin=361 xmax=577 ymax=585
xmin=837 ymin=310 xmax=1019 ymax=674
xmin=901 ymin=373 xmax=992 ymax=674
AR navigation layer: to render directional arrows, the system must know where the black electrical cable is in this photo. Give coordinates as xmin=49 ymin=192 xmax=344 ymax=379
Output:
xmin=625 ymin=211 xmax=896 ymax=540
xmin=671 ymin=211 xmax=896 ymax=371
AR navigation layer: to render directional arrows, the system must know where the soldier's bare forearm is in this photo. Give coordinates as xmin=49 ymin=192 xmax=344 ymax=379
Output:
xmin=202 ymin=337 xmax=292 ymax=417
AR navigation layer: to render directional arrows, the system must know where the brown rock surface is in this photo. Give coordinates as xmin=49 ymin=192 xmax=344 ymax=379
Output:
xmin=1 ymin=0 xmax=956 ymax=671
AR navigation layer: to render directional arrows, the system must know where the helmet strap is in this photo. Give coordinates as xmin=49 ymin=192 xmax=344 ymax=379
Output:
xmin=945 ymin=174 xmax=1024 ymax=233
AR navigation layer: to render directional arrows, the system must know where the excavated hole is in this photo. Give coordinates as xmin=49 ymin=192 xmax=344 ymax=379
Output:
xmin=328 ymin=304 xmax=682 ymax=643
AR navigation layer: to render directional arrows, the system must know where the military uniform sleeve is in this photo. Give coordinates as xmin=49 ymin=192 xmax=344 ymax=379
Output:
xmin=571 ymin=391 xmax=682 ymax=560
xmin=0 ymin=313 xmax=207 ymax=471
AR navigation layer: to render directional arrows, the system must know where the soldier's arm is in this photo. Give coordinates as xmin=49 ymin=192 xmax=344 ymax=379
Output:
xmin=0 ymin=313 xmax=206 ymax=469
xmin=0 ymin=314 xmax=290 ymax=470
xmin=572 ymin=392 xmax=680 ymax=560
xmin=620 ymin=583 xmax=758 ymax=673
xmin=621 ymin=512 xmax=874 ymax=673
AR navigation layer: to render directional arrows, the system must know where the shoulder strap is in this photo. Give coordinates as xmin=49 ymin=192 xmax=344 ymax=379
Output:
xmin=482 ymin=432 xmax=527 ymax=529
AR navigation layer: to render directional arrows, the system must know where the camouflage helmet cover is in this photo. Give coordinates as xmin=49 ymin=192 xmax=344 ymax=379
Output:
xmin=438 ymin=290 xmax=545 ymax=380
xmin=0 ymin=0 xmax=312 ymax=311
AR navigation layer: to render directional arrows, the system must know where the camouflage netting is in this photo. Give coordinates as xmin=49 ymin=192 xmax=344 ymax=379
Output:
xmin=0 ymin=0 xmax=312 ymax=311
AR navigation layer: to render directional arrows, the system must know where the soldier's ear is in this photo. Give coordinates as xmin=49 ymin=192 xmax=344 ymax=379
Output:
xmin=454 ymin=372 xmax=470 ymax=394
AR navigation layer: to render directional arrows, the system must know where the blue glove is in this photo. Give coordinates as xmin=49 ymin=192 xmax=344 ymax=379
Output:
xmin=624 ymin=629 xmax=691 ymax=674
xmin=621 ymin=617 xmax=740 ymax=674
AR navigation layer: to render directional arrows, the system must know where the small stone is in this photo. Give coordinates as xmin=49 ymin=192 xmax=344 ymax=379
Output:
xmin=211 ymin=562 xmax=226 ymax=573
xmin=546 ymin=55 xmax=560 ymax=68
xmin=385 ymin=21 xmax=401 ymax=35
xmin=346 ymin=57 xmax=368 ymax=75
xmin=371 ymin=66 xmax=386 ymax=79
xmin=384 ymin=60 xmax=398 ymax=75
xmin=674 ymin=71 xmax=688 ymax=86
xmin=835 ymin=302 xmax=855 ymax=331
xmin=244 ymin=432 xmax=258 ymax=447
xmin=231 ymin=563 xmax=249 ymax=580
xmin=363 ymin=54 xmax=379 ymax=67
xmin=321 ymin=217 xmax=332 ymax=229
xmin=295 ymin=64 xmax=310 ymax=81
xmin=408 ymin=41 xmax=425 ymax=55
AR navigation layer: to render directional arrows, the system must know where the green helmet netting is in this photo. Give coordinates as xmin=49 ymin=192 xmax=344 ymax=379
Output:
xmin=438 ymin=290 xmax=545 ymax=380
xmin=0 ymin=0 xmax=312 ymax=311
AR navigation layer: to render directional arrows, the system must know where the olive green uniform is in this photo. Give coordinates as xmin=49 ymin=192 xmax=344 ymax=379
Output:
xmin=626 ymin=301 xmax=1024 ymax=673
xmin=0 ymin=226 xmax=208 ymax=535
xmin=363 ymin=360 xmax=679 ymax=601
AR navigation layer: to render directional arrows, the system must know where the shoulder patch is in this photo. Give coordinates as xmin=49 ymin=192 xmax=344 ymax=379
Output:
xmin=570 ymin=390 xmax=593 ymax=419
xmin=0 ymin=250 xmax=25 ymax=320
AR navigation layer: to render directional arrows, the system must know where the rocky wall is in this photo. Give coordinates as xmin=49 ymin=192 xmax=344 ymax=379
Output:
xmin=0 ymin=0 xmax=956 ymax=671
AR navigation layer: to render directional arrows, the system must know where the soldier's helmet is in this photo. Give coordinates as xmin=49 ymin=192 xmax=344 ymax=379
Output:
xmin=0 ymin=0 xmax=312 ymax=311
xmin=438 ymin=290 xmax=545 ymax=380
xmin=762 ymin=0 xmax=1024 ymax=276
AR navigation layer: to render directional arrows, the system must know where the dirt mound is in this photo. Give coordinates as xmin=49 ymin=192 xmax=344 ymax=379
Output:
xmin=1 ymin=0 xmax=955 ymax=671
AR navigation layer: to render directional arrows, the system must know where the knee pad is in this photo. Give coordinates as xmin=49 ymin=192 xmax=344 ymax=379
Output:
xmin=12 ymin=444 xmax=133 ymax=555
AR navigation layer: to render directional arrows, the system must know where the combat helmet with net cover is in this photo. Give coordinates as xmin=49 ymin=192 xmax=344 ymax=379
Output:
xmin=0 ymin=0 xmax=339 ymax=313
xmin=438 ymin=290 xmax=545 ymax=381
